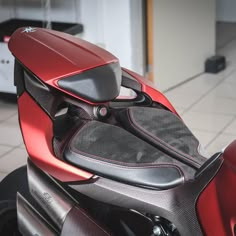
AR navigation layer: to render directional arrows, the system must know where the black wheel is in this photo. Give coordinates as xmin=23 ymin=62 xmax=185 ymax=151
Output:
xmin=0 ymin=166 xmax=28 ymax=236
xmin=0 ymin=200 xmax=21 ymax=236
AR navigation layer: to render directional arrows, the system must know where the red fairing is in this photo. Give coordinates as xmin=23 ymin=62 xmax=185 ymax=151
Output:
xmin=197 ymin=140 xmax=236 ymax=236
xmin=9 ymin=27 xmax=119 ymax=104
xmin=18 ymin=92 xmax=93 ymax=182
xmin=123 ymin=68 xmax=178 ymax=115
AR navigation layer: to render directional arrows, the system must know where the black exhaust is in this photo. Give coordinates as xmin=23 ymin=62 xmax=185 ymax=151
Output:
xmin=17 ymin=193 xmax=58 ymax=236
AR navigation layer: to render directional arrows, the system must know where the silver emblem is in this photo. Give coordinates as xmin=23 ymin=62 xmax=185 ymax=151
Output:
xmin=22 ymin=27 xmax=36 ymax=33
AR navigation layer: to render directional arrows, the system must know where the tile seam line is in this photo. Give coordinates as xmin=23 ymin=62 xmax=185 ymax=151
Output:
xmin=0 ymin=113 xmax=18 ymax=124
xmin=0 ymin=143 xmax=18 ymax=148
xmin=181 ymin=68 xmax=236 ymax=115
xmin=0 ymin=171 xmax=8 ymax=175
xmin=205 ymin=116 xmax=236 ymax=148
xmin=0 ymin=146 xmax=23 ymax=159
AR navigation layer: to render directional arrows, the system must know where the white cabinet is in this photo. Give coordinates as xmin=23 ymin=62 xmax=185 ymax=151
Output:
xmin=0 ymin=0 xmax=83 ymax=94
xmin=0 ymin=17 xmax=82 ymax=94
xmin=0 ymin=42 xmax=15 ymax=94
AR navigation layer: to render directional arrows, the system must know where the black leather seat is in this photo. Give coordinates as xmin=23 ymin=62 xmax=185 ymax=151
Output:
xmin=118 ymin=107 xmax=207 ymax=169
xmin=63 ymin=120 xmax=198 ymax=190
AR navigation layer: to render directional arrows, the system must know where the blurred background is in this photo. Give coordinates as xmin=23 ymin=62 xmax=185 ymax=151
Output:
xmin=0 ymin=0 xmax=236 ymax=180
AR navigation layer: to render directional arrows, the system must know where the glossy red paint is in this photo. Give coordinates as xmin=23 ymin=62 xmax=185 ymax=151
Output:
xmin=197 ymin=140 xmax=236 ymax=236
xmin=122 ymin=68 xmax=178 ymax=115
xmin=9 ymin=27 xmax=118 ymax=104
xmin=18 ymin=92 xmax=93 ymax=182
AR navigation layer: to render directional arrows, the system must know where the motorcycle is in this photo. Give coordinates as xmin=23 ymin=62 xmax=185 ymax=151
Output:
xmin=0 ymin=27 xmax=235 ymax=236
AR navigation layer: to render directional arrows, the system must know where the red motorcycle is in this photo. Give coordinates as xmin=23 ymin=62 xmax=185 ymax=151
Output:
xmin=0 ymin=27 xmax=236 ymax=236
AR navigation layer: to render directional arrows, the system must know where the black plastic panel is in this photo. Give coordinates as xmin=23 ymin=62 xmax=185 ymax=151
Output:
xmin=121 ymin=70 xmax=142 ymax=92
xmin=14 ymin=60 xmax=25 ymax=97
xmin=24 ymin=70 xmax=62 ymax=117
xmin=58 ymin=63 xmax=122 ymax=103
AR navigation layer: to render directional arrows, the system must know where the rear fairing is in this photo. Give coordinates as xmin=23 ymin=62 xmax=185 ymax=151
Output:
xmin=197 ymin=140 xmax=236 ymax=236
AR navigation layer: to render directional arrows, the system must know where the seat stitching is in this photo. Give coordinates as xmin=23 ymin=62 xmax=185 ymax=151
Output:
xmin=127 ymin=108 xmax=202 ymax=167
xmin=128 ymin=108 xmax=201 ymax=164
xmin=68 ymin=144 xmax=185 ymax=181
xmin=67 ymin=121 xmax=180 ymax=169
xmin=68 ymin=148 xmax=186 ymax=184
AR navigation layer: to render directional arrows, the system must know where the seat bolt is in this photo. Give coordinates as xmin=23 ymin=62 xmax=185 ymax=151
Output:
xmin=94 ymin=106 xmax=108 ymax=119
xmin=153 ymin=225 xmax=162 ymax=235
xmin=99 ymin=106 xmax=108 ymax=117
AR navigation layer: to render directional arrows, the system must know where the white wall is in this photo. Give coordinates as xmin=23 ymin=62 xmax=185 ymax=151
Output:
xmin=153 ymin=0 xmax=216 ymax=91
xmin=0 ymin=0 xmax=144 ymax=75
xmin=0 ymin=0 xmax=15 ymax=21
xmin=79 ymin=0 xmax=133 ymax=70
xmin=216 ymin=0 xmax=236 ymax=22
xmin=0 ymin=1 xmax=76 ymax=22
xmin=79 ymin=0 xmax=145 ymax=74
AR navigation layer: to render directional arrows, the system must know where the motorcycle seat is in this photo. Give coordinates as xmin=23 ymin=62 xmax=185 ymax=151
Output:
xmin=118 ymin=107 xmax=207 ymax=169
xmin=62 ymin=118 xmax=200 ymax=190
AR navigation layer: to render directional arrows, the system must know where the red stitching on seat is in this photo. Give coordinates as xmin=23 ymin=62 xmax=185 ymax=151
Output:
xmin=64 ymin=120 xmax=188 ymax=185
xmin=126 ymin=108 xmax=202 ymax=168
xmin=69 ymin=148 xmax=185 ymax=184
xmin=68 ymin=139 xmax=185 ymax=182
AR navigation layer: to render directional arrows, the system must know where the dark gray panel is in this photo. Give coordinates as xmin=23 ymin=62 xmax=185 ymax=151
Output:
xmin=70 ymin=157 xmax=223 ymax=236
xmin=58 ymin=62 xmax=121 ymax=103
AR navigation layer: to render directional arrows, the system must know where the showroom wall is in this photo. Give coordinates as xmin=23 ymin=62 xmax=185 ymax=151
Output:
xmin=216 ymin=0 xmax=236 ymax=22
xmin=0 ymin=0 xmax=216 ymax=92
xmin=0 ymin=0 xmax=144 ymax=75
xmin=153 ymin=0 xmax=216 ymax=91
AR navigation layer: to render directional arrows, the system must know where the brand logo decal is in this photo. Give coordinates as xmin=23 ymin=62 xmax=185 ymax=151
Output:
xmin=22 ymin=27 xmax=36 ymax=33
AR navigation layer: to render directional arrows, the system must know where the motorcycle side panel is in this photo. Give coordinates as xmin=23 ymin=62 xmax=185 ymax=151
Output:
xmin=70 ymin=157 xmax=223 ymax=236
xmin=197 ymin=140 xmax=236 ymax=236
xmin=18 ymin=92 xmax=93 ymax=182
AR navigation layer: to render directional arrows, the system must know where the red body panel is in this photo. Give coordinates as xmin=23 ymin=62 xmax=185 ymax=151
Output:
xmin=9 ymin=28 xmax=118 ymax=104
xmin=197 ymin=140 xmax=236 ymax=236
xmin=18 ymin=92 xmax=93 ymax=182
xmin=123 ymin=68 xmax=178 ymax=115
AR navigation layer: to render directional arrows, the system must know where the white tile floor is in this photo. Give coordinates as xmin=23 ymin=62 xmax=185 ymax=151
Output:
xmin=1 ymin=25 xmax=236 ymax=181
xmin=165 ymin=31 xmax=236 ymax=157
xmin=0 ymin=97 xmax=28 ymax=181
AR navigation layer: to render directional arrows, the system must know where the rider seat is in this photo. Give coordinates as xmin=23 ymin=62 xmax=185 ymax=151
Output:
xmin=62 ymin=107 xmax=207 ymax=190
